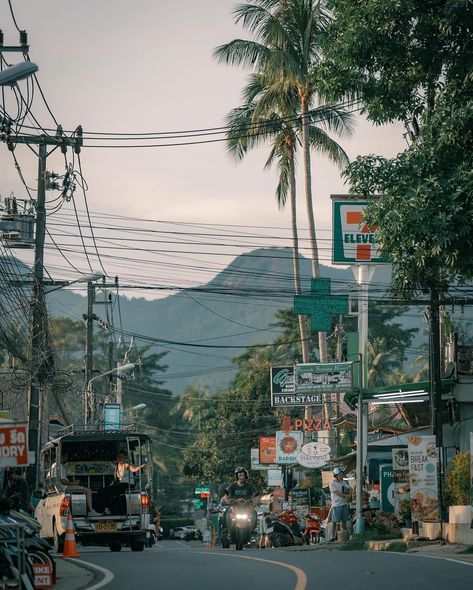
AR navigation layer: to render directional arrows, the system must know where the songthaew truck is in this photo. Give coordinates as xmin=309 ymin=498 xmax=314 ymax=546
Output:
xmin=34 ymin=427 xmax=152 ymax=552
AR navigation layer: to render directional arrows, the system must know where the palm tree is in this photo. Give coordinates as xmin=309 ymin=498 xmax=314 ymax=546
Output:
xmin=225 ymin=73 xmax=311 ymax=362
xmin=214 ymin=0 xmax=353 ymax=364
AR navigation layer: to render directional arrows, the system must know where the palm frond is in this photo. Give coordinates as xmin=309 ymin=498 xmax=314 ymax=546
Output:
xmin=308 ymin=125 xmax=350 ymax=169
xmin=308 ymin=103 xmax=355 ymax=138
xmin=213 ymin=39 xmax=271 ymax=71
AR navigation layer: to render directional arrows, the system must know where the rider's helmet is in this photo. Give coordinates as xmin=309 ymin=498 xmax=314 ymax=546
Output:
xmin=333 ymin=466 xmax=343 ymax=476
xmin=234 ymin=467 xmax=249 ymax=479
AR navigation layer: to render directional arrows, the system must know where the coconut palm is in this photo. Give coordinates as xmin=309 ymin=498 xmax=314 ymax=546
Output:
xmin=214 ymin=0 xmax=353 ymax=363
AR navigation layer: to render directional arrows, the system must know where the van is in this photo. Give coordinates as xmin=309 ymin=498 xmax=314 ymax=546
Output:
xmin=34 ymin=426 xmax=152 ymax=552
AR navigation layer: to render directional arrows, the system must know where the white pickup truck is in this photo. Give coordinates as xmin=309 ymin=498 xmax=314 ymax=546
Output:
xmin=34 ymin=427 xmax=153 ymax=552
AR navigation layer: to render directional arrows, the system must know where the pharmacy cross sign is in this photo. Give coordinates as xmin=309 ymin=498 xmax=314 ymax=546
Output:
xmin=294 ymin=278 xmax=348 ymax=332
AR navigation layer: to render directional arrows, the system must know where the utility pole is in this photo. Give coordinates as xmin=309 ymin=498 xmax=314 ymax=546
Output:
xmin=5 ymin=130 xmax=84 ymax=491
xmin=84 ymin=281 xmax=95 ymax=426
xmin=430 ymin=290 xmax=444 ymax=518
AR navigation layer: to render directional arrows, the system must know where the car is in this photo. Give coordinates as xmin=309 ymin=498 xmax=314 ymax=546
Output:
xmin=171 ymin=527 xmax=186 ymax=539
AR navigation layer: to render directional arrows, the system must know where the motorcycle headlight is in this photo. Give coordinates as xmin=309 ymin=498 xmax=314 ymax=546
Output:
xmin=235 ymin=513 xmax=249 ymax=520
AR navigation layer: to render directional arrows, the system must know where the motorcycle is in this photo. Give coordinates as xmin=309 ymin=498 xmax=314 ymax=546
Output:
xmin=266 ymin=509 xmax=305 ymax=548
xmin=304 ymin=512 xmax=321 ymax=544
xmin=220 ymin=499 xmax=256 ymax=551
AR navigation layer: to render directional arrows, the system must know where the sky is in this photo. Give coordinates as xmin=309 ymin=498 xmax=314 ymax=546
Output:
xmin=0 ymin=0 xmax=407 ymax=300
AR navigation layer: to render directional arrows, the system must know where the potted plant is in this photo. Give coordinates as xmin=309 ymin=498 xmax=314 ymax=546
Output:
xmin=445 ymin=451 xmax=471 ymax=524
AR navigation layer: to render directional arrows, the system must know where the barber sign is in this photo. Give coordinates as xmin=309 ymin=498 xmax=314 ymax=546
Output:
xmin=0 ymin=423 xmax=29 ymax=466
xmin=331 ymin=196 xmax=387 ymax=264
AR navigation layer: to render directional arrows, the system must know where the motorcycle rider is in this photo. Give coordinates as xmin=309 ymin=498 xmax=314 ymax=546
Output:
xmin=219 ymin=467 xmax=259 ymax=543
xmin=222 ymin=467 xmax=259 ymax=506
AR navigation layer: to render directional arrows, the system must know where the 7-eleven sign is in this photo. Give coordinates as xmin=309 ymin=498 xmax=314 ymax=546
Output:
xmin=331 ymin=196 xmax=387 ymax=264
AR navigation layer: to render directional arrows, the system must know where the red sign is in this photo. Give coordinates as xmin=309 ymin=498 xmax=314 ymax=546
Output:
xmin=0 ymin=423 xmax=28 ymax=466
xmin=259 ymin=436 xmax=276 ymax=464
xmin=281 ymin=416 xmax=330 ymax=432
xmin=32 ymin=563 xmax=53 ymax=588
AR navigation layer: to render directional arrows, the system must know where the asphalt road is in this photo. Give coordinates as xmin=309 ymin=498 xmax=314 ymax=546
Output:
xmin=77 ymin=541 xmax=473 ymax=590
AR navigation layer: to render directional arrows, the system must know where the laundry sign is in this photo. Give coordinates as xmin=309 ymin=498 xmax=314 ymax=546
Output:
xmin=0 ymin=423 xmax=29 ymax=466
xmin=331 ymin=196 xmax=387 ymax=264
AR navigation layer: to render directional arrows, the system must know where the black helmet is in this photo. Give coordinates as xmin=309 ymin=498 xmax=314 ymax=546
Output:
xmin=234 ymin=467 xmax=249 ymax=479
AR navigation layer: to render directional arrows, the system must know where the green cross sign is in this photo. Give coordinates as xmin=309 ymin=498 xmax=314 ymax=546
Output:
xmin=294 ymin=278 xmax=349 ymax=331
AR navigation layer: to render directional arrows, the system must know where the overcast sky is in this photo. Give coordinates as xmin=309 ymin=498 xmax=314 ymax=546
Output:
xmin=0 ymin=0 xmax=407 ymax=298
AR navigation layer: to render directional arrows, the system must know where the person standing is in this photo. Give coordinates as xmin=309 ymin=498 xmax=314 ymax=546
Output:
xmin=328 ymin=467 xmax=351 ymax=541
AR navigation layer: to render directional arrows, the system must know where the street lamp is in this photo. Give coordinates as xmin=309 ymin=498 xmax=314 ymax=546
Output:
xmin=85 ymin=363 xmax=135 ymax=426
xmin=44 ymin=272 xmax=104 ymax=294
xmin=124 ymin=403 xmax=146 ymax=413
xmin=0 ymin=62 xmax=38 ymax=86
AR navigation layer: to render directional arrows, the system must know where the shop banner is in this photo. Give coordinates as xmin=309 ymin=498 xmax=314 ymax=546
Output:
xmin=407 ymin=435 xmax=439 ymax=522
xmin=267 ymin=468 xmax=283 ymax=487
xmin=259 ymin=437 xmax=277 ymax=464
xmin=379 ymin=464 xmax=395 ymax=513
xmin=294 ymin=362 xmax=353 ymax=395
xmin=0 ymin=423 xmax=28 ymax=466
xmin=251 ymin=448 xmax=277 ymax=470
xmin=271 ymin=366 xmax=323 ymax=406
xmin=392 ymin=448 xmax=410 ymax=518
xmin=276 ymin=431 xmax=304 ymax=464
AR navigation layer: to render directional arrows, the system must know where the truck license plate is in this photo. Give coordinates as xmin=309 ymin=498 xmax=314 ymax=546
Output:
xmin=95 ymin=521 xmax=117 ymax=533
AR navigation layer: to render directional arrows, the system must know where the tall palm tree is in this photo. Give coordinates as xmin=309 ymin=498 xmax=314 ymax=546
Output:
xmin=225 ymin=74 xmax=311 ymax=362
xmin=214 ymin=0 xmax=352 ymax=364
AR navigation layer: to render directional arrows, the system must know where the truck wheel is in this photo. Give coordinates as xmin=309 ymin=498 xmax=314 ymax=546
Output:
xmin=53 ymin=522 xmax=65 ymax=554
xmin=130 ymin=541 xmax=145 ymax=552
xmin=109 ymin=541 xmax=122 ymax=552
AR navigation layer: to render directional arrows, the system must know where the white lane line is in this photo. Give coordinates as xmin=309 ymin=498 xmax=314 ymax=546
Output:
xmin=193 ymin=551 xmax=307 ymax=590
xmin=400 ymin=552 xmax=473 ymax=567
xmin=66 ymin=558 xmax=114 ymax=590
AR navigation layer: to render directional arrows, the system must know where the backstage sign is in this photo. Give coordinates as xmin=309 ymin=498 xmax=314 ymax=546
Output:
xmin=0 ymin=423 xmax=28 ymax=466
xmin=270 ymin=366 xmax=322 ymax=407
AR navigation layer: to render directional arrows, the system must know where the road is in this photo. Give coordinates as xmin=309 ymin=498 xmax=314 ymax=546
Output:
xmin=75 ymin=540 xmax=473 ymax=590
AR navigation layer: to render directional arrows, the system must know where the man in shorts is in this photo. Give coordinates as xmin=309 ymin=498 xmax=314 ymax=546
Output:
xmin=328 ymin=467 xmax=351 ymax=540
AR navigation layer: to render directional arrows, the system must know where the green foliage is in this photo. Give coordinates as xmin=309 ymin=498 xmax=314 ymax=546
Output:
xmin=323 ymin=0 xmax=473 ymax=122
xmin=444 ymin=451 xmax=471 ymax=506
xmin=382 ymin=542 xmax=407 ymax=553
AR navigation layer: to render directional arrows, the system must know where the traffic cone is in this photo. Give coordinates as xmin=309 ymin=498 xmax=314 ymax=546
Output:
xmin=62 ymin=512 xmax=80 ymax=558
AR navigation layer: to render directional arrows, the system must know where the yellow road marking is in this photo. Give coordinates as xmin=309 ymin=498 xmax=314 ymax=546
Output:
xmin=193 ymin=551 xmax=307 ymax=590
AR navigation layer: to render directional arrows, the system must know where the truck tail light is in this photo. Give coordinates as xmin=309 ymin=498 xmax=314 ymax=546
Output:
xmin=59 ymin=497 xmax=70 ymax=516
xmin=140 ymin=493 xmax=150 ymax=513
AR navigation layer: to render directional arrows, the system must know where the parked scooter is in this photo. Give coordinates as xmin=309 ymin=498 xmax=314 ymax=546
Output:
xmin=266 ymin=509 xmax=305 ymax=548
xmin=304 ymin=512 xmax=321 ymax=544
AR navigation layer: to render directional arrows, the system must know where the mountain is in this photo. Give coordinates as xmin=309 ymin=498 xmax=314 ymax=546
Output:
xmin=44 ymin=248 xmax=395 ymax=394
xmin=2 ymin=248 xmax=393 ymax=395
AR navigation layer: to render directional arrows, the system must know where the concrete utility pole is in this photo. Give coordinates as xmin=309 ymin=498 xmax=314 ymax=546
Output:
xmin=430 ymin=290 xmax=444 ymax=518
xmin=6 ymin=131 xmax=83 ymax=491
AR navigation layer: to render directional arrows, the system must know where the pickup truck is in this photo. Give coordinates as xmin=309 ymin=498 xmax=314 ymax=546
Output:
xmin=34 ymin=427 xmax=152 ymax=552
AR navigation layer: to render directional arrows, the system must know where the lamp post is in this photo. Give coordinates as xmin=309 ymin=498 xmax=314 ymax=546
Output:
xmin=85 ymin=363 xmax=135 ymax=426
xmin=0 ymin=62 xmax=38 ymax=86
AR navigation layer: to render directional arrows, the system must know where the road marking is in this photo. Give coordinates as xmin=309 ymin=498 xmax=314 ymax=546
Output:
xmin=193 ymin=551 xmax=307 ymax=590
xmin=398 ymin=552 xmax=473 ymax=568
xmin=66 ymin=558 xmax=114 ymax=590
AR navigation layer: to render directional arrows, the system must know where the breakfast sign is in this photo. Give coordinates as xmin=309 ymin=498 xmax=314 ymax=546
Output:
xmin=407 ymin=435 xmax=439 ymax=522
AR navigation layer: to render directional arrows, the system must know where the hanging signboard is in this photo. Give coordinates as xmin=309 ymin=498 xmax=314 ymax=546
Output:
xmin=294 ymin=362 xmax=353 ymax=394
xmin=270 ymin=366 xmax=322 ymax=406
xmin=276 ymin=431 xmax=304 ymax=464
xmin=407 ymin=435 xmax=439 ymax=522
xmin=0 ymin=423 xmax=28 ymax=466
xmin=251 ymin=448 xmax=277 ymax=470
xmin=296 ymin=453 xmax=329 ymax=469
xmin=331 ymin=196 xmax=387 ymax=264
xmin=259 ymin=436 xmax=277 ymax=465
xmin=379 ymin=464 xmax=395 ymax=513
xmin=392 ymin=448 xmax=410 ymax=518
xmin=103 ymin=404 xmax=121 ymax=431
xmin=301 ymin=442 xmax=331 ymax=458
xmin=267 ymin=468 xmax=283 ymax=487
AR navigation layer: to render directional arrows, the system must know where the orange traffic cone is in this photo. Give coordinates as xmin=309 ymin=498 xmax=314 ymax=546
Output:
xmin=62 ymin=512 xmax=80 ymax=558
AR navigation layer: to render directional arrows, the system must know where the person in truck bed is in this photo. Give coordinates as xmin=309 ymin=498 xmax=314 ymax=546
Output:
xmin=49 ymin=452 xmax=101 ymax=517
xmin=96 ymin=450 xmax=146 ymax=515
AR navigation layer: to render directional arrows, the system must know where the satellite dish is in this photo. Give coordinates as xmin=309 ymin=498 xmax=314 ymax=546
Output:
xmin=0 ymin=62 xmax=38 ymax=86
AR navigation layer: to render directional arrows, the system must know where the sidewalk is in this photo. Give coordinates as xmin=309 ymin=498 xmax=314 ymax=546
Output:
xmin=54 ymin=557 xmax=97 ymax=590
xmin=282 ymin=538 xmax=473 ymax=564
